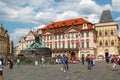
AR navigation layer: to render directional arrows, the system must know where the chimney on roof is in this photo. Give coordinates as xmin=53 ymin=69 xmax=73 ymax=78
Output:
xmin=99 ymin=10 xmax=113 ymax=23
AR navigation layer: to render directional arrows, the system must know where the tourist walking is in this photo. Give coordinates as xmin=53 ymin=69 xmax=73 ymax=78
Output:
xmin=0 ymin=59 xmax=4 ymax=80
xmin=86 ymin=54 xmax=92 ymax=70
xmin=61 ymin=54 xmax=67 ymax=72
xmin=65 ymin=55 xmax=69 ymax=71
xmin=81 ymin=54 xmax=85 ymax=65
xmin=40 ymin=56 xmax=45 ymax=69
xmin=9 ymin=58 xmax=13 ymax=69
xmin=91 ymin=55 xmax=95 ymax=66
xmin=17 ymin=58 xmax=20 ymax=68
xmin=111 ymin=55 xmax=119 ymax=71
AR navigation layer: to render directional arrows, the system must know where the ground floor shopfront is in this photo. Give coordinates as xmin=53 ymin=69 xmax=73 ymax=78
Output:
xmin=51 ymin=48 xmax=96 ymax=60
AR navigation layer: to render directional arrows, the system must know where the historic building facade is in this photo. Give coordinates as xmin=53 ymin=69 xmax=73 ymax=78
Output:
xmin=95 ymin=10 xmax=120 ymax=58
xmin=39 ymin=18 xmax=96 ymax=58
xmin=0 ymin=24 xmax=13 ymax=57
xmin=16 ymin=30 xmax=36 ymax=55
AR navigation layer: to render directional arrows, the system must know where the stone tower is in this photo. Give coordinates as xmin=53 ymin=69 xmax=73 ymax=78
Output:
xmin=95 ymin=10 xmax=119 ymax=59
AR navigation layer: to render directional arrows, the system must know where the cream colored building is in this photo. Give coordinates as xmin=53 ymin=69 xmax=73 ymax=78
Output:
xmin=39 ymin=18 xmax=96 ymax=59
xmin=95 ymin=10 xmax=120 ymax=58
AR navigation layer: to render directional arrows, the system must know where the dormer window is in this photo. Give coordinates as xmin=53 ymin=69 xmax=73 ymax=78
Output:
xmin=83 ymin=23 xmax=87 ymax=29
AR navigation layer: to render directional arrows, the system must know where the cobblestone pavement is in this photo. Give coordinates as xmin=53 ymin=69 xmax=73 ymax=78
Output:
xmin=3 ymin=61 xmax=120 ymax=80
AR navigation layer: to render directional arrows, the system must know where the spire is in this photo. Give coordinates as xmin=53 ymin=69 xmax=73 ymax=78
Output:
xmin=99 ymin=10 xmax=113 ymax=23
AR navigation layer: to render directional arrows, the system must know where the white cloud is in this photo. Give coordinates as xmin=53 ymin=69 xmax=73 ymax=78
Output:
xmin=10 ymin=25 xmax=45 ymax=46
xmin=0 ymin=0 xmax=115 ymax=46
xmin=10 ymin=28 xmax=29 ymax=46
xmin=0 ymin=0 xmax=112 ymax=24
xmin=56 ymin=11 xmax=79 ymax=21
xmin=31 ymin=25 xmax=46 ymax=31
xmin=115 ymin=17 xmax=120 ymax=21
xmin=34 ymin=12 xmax=56 ymax=24
xmin=112 ymin=0 xmax=120 ymax=12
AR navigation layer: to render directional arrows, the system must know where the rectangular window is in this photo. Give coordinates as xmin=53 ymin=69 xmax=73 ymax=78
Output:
xmin=82 ymin=42 xmax=84 ymax=48
xmin=81 ymin=32 xmax=84 ymax=37
xmin=62 ymin=34 xmax=64 ymax=39
xmin=87 ymin=42 xmax=89 ymax=48
xmin=76 ymin=42 xmax=78 ymax=48
xmin=55 ymin=44 xmax=57 ymax=49
xmin=68 ymin=34 xmax=70 ymax=38
xmin=63 ymin=43 xmax=65 ymax=48
xmin=76 ymin=34 xmax=78 ymax=38
xmin=50 ymin=44 xmax=52 ymax=48
xmin=59 ymin=43 xmax=61 ymax=48
xmin=55 ymin=35 xmax=57 ymax=40
xmin=68 ymin=43 xmax=70 ymax=48
xmin=72 ymin=43 xmax=74 ymax=48
xmin=86 ymin=32 xmax=89 ymax=37
xmin=59 ymin=35 xmax=61 ymax=39
xmin=72 ymin=33 xmax=74 ymax=38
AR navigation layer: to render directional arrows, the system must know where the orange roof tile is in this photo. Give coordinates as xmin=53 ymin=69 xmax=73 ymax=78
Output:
xmin=40 ymin=18 xmax=94 ymax=34
xmin=41 ymin=18 xmax=91 ymax=30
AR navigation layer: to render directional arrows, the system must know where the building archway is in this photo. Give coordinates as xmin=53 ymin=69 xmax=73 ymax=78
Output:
xmin=105 ymin=49 xmax=109 ymax=58
xmin=105 ymin=49 xmax=109 ymax=63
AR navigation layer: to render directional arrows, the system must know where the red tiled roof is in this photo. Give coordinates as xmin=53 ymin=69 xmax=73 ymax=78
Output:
xmin=41 ymin=18 xmax=91 ymax=30
xmin=40 ymin=18 xmax=94 ymax=34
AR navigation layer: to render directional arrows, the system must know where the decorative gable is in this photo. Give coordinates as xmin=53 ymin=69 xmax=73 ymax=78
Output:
xmin=44 ymin=32 xmax=51 ymax=35
xmin=82 ymin=23 xmax=88 ymax=29
xmin=68 ymin=29 xmax=77 ymax=33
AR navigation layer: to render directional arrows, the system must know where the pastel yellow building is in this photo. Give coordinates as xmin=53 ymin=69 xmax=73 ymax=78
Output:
xmin=95 ymin=10 xmax=120 ymax=59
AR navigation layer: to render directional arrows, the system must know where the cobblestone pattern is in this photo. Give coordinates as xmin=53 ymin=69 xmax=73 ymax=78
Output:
xmin=3 ymin=61 xmax=120 ymax=80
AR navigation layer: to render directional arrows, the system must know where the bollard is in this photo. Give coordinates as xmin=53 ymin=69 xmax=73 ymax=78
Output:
xmin=35 ymin=61 xmax=38 ymax=65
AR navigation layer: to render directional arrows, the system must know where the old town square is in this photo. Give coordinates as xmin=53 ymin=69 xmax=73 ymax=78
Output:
xmin=0 ymin=0 xmax=120 ymax=80
xmin=3 ymin=61 xmax=120 ymax=80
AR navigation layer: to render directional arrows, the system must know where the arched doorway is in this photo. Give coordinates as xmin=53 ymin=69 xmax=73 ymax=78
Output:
xmin=105 ymin=49 xmax=109 ymax=63
xmin=105 ymin=49 xmax=109 ymax=58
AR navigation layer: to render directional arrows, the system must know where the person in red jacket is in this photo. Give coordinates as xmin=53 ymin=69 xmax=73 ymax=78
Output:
xmin=111 ymin=55 xmax=119 ymax=71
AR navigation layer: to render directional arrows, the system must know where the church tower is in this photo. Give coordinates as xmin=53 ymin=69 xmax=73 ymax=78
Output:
xmin=95 ymin=10 xmax=119 ymax=59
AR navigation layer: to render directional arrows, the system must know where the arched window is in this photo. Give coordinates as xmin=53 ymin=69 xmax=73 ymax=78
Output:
xmin=105 ymin=30 xmax=107 ymax=36
xmin=82 ymin=42 xmax=84 ymax=48
xmin=111 ymin=30 xmax=114 ymax=35
xmin=99 ymin=31 xmax=102 ymax=36
xmin=100 ymin=41 xmax=102 ymax=46
xmin=105 ymin=40 xmax=108 ymax=46
xmin=111 ymin=40 xmax=114 ymax=45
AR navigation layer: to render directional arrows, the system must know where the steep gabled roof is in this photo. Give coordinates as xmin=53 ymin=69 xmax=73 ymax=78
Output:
xmin=99 ymin=10 xmax=113 ymax=23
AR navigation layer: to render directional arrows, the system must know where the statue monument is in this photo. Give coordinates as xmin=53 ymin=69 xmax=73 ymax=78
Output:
xmin=21 ymin=31 xmax=51 ymax=63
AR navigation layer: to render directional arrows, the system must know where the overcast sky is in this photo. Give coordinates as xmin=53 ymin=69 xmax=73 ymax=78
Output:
xmin=0 ymin=0 xmax=120 ymax=47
